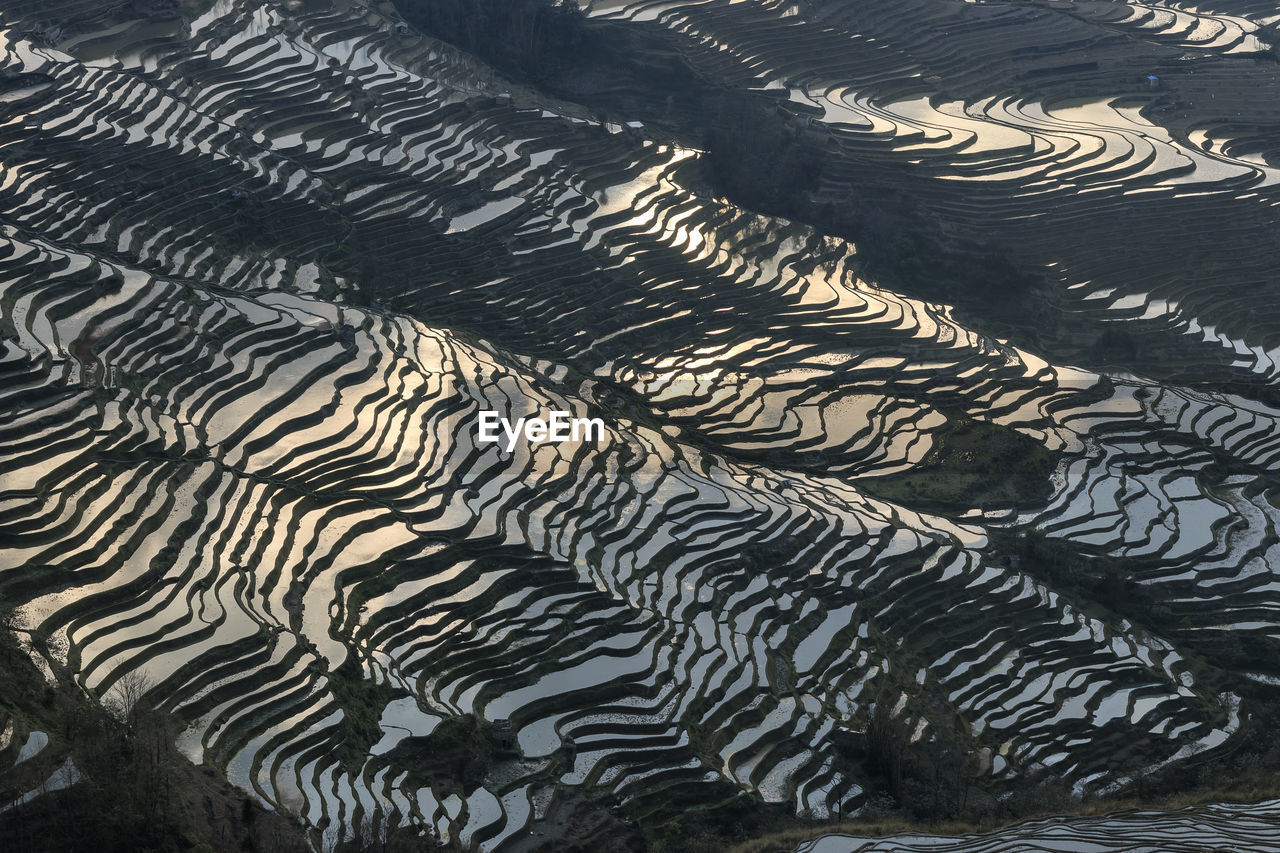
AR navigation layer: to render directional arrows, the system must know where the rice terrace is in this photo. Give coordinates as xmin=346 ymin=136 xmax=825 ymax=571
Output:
xmin=3 ymin=0 xmax=1280 ymax=851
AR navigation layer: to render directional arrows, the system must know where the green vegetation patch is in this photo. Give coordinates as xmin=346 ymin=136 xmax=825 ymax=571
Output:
xmin=386 ymin=714 xmax=495 ymax=795
xmin=861 ymin=414 xmax=1058 ymax=510
xmin=328 ymin=656 xmax=404 ymax=769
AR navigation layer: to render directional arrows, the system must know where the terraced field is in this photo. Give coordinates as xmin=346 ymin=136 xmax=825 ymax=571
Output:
xmin=799 ymin=797 xmax=1280 ymax=852
xmin=0 ymin=0 xmax=1279 ymax=849
xmin=581 ymin=0 xmax=1280 ymax=386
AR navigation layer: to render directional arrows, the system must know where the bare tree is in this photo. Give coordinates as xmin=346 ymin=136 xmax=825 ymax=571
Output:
xmin=107 ymin=668 xmax=153 ymax=731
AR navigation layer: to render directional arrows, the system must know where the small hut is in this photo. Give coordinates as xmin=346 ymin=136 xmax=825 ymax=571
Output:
xmin=491 ymin=719 xmax=515 ymax=751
